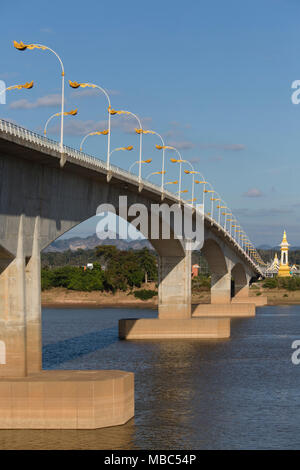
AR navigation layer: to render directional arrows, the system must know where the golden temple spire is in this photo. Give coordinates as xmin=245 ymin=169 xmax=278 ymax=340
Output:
xmin=282 ymin=230 xmax=287 ymax=244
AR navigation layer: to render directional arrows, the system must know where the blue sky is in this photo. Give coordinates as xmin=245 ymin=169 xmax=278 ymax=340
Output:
xmin=1 ymin=0 xmax=300 ymax=246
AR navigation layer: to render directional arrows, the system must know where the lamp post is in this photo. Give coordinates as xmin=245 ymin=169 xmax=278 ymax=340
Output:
xmin=209 ymin=192 xmax=223 ymax=224
xmin=194 ymin=176 xmax=208 ymax=209
xmin=135 ymin=130 xmax=166 ymax=190
xmin=79 ymin=129 xmax=110 ymax=151
xmin=69 ymin=81 xmax=112 ymax=170
xmin=167 ymin=147 xmax=185 ymax=201
xmin=184 ymin=169 xmax=206 ymax=207
xmin=216 ymin=201 xmax=228 ymax=226
xmin=203 ymin=184 xmax=215 ymax=218
xmin=14 ymin=41 xmax=65 ymax=164
xmin=109 ymin=109 xmax=143 ymax=182
xmin=146 ymin=170 xmax=166 ymax=181
xmin=129 ymin=159 xmax=152 ymax=174
xmin=44 ymin=108 xmax=78 ymax=137
xmin=108 ymin=145 xmax=134 ymax=164
xmin=0 ymin=81 xmax=34 ymax=98
xmin=164 ymin=180 xmax=178 ymax=187
xmin=222 ymin=211 xmax=233 ymax=231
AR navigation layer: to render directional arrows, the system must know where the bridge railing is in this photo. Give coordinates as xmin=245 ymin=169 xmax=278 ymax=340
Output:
xmin=0 ymin=118 xmax=263 ymax=274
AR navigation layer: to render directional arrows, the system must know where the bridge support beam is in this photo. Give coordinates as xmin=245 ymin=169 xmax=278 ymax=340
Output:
xmin=0 ymin=216 xmax=27 ymax=378
xmin=211 ymin=272 xmax=232 ymax=304
xmin=158 ymin=253 xmax=191 ymax=319
xmin=25 ymin=217 xmax=42 ymax=374
xmin=120 ymin=248 xmax=231 ymax=338
xmin=231 ymin=267 xmax=267 ymax=306
xmin=0 ymin=215 xmax=134 ymax=429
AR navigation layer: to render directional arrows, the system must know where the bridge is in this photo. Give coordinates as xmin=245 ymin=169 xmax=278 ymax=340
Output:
xmin=0 ymin=118 xmax=266 ymax=429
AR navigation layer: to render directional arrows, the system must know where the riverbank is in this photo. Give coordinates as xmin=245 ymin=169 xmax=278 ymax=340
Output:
xmin=41 ymin=287 xmax=158 ymax=309
xmin=41 ymin=286 xmax=300 ymax=308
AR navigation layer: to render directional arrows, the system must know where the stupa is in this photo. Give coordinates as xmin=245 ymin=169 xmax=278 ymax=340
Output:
xmin=277 ymin=230 xmax=291 ymax=277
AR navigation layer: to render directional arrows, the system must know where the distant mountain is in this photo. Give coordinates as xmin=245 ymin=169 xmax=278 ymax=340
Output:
xmin=44 ymin=233 xmax=153 ymax=252
xmin=257 ymin=245 xmax=300 ymax=252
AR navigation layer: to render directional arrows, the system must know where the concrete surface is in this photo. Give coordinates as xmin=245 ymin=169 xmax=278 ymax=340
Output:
xmin=0 ymin=370 xmax=134 ymax=429
xmin=119 ymin=318 xmax=231 ymax=339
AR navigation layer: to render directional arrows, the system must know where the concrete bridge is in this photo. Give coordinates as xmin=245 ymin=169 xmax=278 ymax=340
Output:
xmin=0 ymin=119 xmax=265 ymax=429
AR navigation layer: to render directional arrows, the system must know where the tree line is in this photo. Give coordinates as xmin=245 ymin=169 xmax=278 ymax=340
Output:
xmin=41 ymin=246 xmax=158 ymax=293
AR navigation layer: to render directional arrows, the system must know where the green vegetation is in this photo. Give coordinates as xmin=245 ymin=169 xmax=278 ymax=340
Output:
xmin=262 ymin=276 xmax=300 ymax=291
xmin=133 ymin=289 xmax=157 ymax=300
xmin=41 ymin=246 xmax=158 ymax=293
xmin=192 ymin=274 xmax=211 ymax=292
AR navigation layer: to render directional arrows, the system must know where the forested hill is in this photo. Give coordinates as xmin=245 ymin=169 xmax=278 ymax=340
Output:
xmin=44 ymin=234 xmax=152 ymax=253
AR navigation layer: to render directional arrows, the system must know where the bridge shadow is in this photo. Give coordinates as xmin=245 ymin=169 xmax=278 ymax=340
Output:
xmin=42 ymin=327 xmax=117 ymax=369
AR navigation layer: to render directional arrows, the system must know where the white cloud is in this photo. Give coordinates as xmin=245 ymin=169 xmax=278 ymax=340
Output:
xmin=9 ymin=94 xmax=63 ymax=110
xmin=199 ymin=143 xmax=246 ymax=151
xmin=47 ymin=115 xmax=152 ymax=136
xmin=243 ymin=188 xmax=264 ymax=198
xmin=167 ymin=140 xmax=194 ymax=150
xmin=234 ymin=208 xmax=292 ymax=217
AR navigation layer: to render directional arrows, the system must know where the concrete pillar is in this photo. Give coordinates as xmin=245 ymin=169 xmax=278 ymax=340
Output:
xmin=231 ymin=264 xmax=250 ymax=299
xmin=0 ymin=216 xmax=27 ymax=377
xmin=158 ymin=251 xmax=191 ymax=319
xmin=25 ymin=217 xmax=42 ymax=374
xmin=234 ymin=281 xmax=249 ymax=299
xmin=211 ymin=272 xmax=231 ymax=304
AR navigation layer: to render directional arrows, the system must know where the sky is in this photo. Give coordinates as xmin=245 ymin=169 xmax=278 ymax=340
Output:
xmin=1 ymin=0 xmax=300 ymax=247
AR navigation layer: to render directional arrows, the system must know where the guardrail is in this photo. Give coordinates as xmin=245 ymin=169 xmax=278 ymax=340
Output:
xmin=0 ymin=118 xmax=262 ymax=275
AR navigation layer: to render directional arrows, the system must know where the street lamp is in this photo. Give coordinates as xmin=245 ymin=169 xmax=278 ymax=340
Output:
xmin=216 ymin=201 xmax=228 ymax=226
xmin=109 ymin=109 xmax=143 ymax=182
xmin=69 ymin=81 xmax=112 ymax=170
xmin=0 ymin=81 xmax=34 ymax=98
xmin=134 ymin=129 xmax=166 ymax=190
xmin=184 ymin=169 xmax=206 ymax=207
xmin=146 ymin=170 xmax=166 ymax=181
xmin=203 ymin=183 xmax=215 ymax=218
xmin=14 ymin=41 xmax=65 ymax=165
xmin=79 ymin=129 xmax=109 ymax=151
xmin=108 ymin=145 xmax=134 ymax=163
xmin=44 ymin=108 xmax=78 ymax=137
xmin=129 ymin=159 xmax=152 ymax=174
xmin=194 ymin=177 xmax=209 ymax=208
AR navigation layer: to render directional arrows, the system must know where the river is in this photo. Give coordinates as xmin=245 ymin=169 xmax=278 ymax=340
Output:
xmin=0 ymin=305 xmax=299 ymax=449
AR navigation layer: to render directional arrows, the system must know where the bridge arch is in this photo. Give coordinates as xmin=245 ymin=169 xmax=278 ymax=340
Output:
xmin=201 ymin=238 xmax=227 ymax=276
xmin=231 ymin=262 xmax=249 ymax=299
xmin=201 ymin=237 xmax=231 ymax=304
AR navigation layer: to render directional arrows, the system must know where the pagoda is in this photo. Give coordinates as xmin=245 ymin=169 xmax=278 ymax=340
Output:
xmin=277 ymin=230 xmax=291 ymax=277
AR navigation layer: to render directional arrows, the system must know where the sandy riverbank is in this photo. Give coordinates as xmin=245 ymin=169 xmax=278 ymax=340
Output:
xmin=41 ymin=287 xmax=300 ymax=308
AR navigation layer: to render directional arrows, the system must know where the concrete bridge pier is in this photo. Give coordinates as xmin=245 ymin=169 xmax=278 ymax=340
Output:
xmin=119 ymin=245 xmax=230 ymax=340
xmin=211 ymin=272 xmax=232 ymax=304
xmin=231 ymin=265 xmax=267 ymax=307
xmin=0 ymin=215 xmax=134 ymax=429
xmin=158 ymin=253 xmax=191 ymax=319
xmin=0 ymin=216 xmax=27 ymax=378
xmin=193 ymin=237 xmax=259 ymax=318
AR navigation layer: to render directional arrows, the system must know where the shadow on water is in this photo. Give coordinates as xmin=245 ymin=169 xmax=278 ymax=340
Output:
xmin=43 ymin=327 xmax=117 ymax=368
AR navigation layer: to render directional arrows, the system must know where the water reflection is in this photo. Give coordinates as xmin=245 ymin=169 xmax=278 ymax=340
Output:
xmin=0 ymin=306 xmax=299 ymax=449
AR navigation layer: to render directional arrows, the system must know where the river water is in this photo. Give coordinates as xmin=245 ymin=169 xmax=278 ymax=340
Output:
xmin=0 ymin=305 xmax=299 ymax=449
